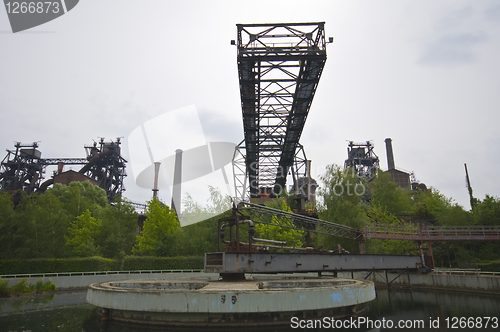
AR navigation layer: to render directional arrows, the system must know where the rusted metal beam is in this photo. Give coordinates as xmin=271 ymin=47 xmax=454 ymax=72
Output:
xmin=205 ymin=252 xmax=424 ymax=274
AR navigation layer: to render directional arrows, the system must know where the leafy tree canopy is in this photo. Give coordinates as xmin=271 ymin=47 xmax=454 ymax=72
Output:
xmin=133 ymin=198 xmax=180 ymax=256
xmin=65 ymin=209 xmax=102 ymax=257
xmin=254 ymin=198 xmax=305 ymax=249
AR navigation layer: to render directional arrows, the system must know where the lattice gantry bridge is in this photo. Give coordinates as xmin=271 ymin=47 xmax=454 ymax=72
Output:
xmin=233 ymin=23 xmax=329 ymax=200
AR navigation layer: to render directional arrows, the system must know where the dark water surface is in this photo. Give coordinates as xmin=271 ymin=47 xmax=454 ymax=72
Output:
xmin=0 ymin=288 xmax=499 ymax=331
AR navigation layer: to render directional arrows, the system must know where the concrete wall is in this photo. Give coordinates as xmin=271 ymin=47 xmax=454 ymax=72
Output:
xmin=338 ymin=271 xmax=500 ymax=294
xmin=5 ymin=271 xmax=500 ymax=294
xmin=4 ymin=272 xmax=219 ymax=290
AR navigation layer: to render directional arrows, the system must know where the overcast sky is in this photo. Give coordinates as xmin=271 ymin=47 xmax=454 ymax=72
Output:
xmin=1 ymin=0 xmax=499 ymax=212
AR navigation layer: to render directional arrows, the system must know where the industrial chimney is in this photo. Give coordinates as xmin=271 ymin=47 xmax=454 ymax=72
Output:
xmin=171 ymin=149 xmax=183 ymax=218
xmin=152 ymin=162 xmax=161 ymax=199
xmin=385 ymin=138 xmax=395 ymax=170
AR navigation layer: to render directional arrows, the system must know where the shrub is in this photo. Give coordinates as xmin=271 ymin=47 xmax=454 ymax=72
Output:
xmin=122 ymin=256 xmax=204 ymax=271
xmin=0 ymin=256 xmax=203 ymax=275
xmin=35 ymin=278 xmax=56 ymax=293
xmin=478 ymin=260 xmax=500 ymax=272
xmin=0 ymin=279 xmax=9 ymax=296
xmin=0 ymin=257 xmax=115 ymax=275
xmin=11 ymin=278 xmax=33 ymax=293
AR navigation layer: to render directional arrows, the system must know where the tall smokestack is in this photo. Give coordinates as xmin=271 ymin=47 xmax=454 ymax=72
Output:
xmin=152 ymin=162 xmax=160 ymax=199
xmin=171 ymin=149 xmax=183 ymax=218
xmin=385 ymin=138 xmax=395 ymax=170
xmin=57 ymin=162 xmax=64 ymax=174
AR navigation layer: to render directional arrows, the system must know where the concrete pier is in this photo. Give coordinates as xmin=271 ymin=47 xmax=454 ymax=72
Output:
xmin=86 ymin=275 xmax=375 ymax=327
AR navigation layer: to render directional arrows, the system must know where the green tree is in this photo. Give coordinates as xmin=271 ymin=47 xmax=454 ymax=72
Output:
xmin=473 ymin=195 xmax=500 ymax=226
xmin=316 ymin=165 xmax=367 ymax=253
xmin=12 ymin=192 xmax=70 ymax=258
xmin=1 ymin=182 xmax=139 ymax=260
xmin=65 ymin=209 xmax=102 ymax=257
xmin=369 ymin=170 xmax=413 ymax=216
xmin=96 ymin=196 xmax=138 ymax=259
xmin=254 ymin=199 xmax=305 ymax=249
xmin=365 ymin=203 xmax=418 ymax=255
xmin=48 ymin=181 xmax=107 ymax=218
xmin=318 ymin=165 xmax=367 ymax=228
xmin=176 ymin=186 xmax=232 ymax=255
xmin=0 ymin=192 xmax=16 ymax=259
xmin=181 ymin=185 xmax=233 ymax=227
xmin=133 ymin=198 xmax=180 ymax=256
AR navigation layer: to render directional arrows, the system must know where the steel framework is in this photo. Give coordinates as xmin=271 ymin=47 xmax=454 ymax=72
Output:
xmin=344 ymin=141 xmax=379 ymax=181
xmin=235 ymin=22 xmax=328 ymax=198
xmin=0 ymin=138 xmax=126 ymax=202
xmin=233 ymin=141 xmax=309 ymax=201
xmin=80 ymin=138 xmax=127 ymax=202
xmin=0 ymin=142 xmax=45 ymax=193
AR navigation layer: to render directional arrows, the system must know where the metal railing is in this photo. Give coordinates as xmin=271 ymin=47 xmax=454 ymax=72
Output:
xmin=0 ymin=269 xmax=203 ymax=279
xmin=365 ymin=224 xmax=500 ymax=241
xmin=432 ymin=268 xmax=500 ymax=277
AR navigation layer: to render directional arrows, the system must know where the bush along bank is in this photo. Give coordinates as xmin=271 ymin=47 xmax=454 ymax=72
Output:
xmin=0 ymin=256 xmax=204 ymax=275
xmin=0 ymin=278 xmax=56 ymax=297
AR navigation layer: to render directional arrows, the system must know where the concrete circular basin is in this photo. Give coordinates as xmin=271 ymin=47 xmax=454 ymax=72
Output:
xmin=87 ymin=275 xmax=375 ymax=327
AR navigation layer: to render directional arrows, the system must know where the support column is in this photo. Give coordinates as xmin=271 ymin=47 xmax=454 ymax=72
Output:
xmin=417 ymin=241 xmax=425 ymax=267
xmin=358 ymin=240 xmax=365 ymax=254
xmin=427 ymin=241 xmax=435 ymax=269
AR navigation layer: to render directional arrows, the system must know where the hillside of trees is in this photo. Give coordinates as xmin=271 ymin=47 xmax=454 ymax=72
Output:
xmin=315 ymin=165 xmax=500 ymax=267
xmin=0 ymin=165 xmax=498 ymax=269
xmin=0 ymin=181 xmax=225 ymax=261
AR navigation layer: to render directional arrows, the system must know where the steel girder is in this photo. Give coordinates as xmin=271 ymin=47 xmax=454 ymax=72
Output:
xmin=236 ymin=23 xmax=327 ymax=198
xmin=205 ymin=252 xmax=423 ymax=274
xmin=42 ymin=158 xmax=88 ymax=165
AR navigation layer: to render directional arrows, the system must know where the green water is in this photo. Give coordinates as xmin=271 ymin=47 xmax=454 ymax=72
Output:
xmin=0 ymin=289 xmax=499 ymax=331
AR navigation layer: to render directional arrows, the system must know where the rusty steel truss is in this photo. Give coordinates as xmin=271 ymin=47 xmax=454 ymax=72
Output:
xmin=234 ymin=22 xmax=328 ymax=199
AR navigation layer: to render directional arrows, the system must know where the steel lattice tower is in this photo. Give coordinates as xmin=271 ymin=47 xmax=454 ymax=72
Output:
xmin=344 ymin=141 xmax=380 ymax=181
xmin=233 ymin=22 xmax=328 ymax=200
xmin=0 ymin=142 xmax=45 ymax=193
